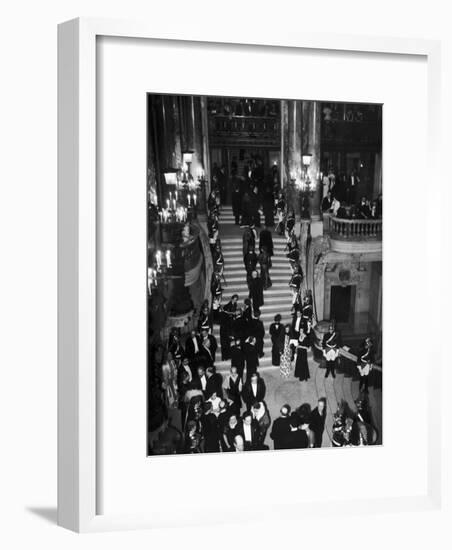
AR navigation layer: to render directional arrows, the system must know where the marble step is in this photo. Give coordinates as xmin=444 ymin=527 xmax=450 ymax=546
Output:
xmin=225 ymin=275 xmax=290 ymax=284
xmin=224 ymin=264 xmax=292 ymax=272
xmin=223 ymin=286 xmax=289 ymax=296
xmin=221 ymin=237 xmax=287 ymax=244
xmin=223 ymin=272 xmax=292 ymax=281
xmin=222 ymin=244 xmax=287 ymax=252
xmin=221 ymin=251 xmax=290 ymax=265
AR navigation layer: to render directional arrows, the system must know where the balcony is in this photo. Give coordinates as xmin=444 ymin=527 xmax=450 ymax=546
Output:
xmin=324 ymin=214 xmax=382 ymax=255
xmin=208 ymin=115 xmax=281 ymax=148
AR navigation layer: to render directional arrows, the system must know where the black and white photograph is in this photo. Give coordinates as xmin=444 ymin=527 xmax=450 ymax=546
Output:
xmin=147 ymin=94 xmax=382 ymax=455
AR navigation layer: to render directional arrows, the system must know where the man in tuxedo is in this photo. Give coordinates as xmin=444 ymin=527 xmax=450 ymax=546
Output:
xmin=201 ymin=402 xmax=221 ymax=453
xmin=223 ymin=294 xmax=239 ymax=318
xmin=218 ymin=306 xmax=233 ymax=361
xmin=321 ymin=191 xmax=333 ymax=213
xmin=185 ymin=329 xmax=201 ymax=361
xmin=205 ymin=366 xmax=223 ymax=399
xmin=249 ymin=186 xmax=261 ymax=227
xmin=248 ymin=270 xmax=264 ymax=315
xmin=259 ymin=226 xmax=274 ymax=256
xmin=244 ymin=247 xmax=258 ymax=276
xmin=192 ymin=366 xmax=208 ymax=395
xmin=198 ymin=338 xmax=214 ymax=369
xmin=230 ymin=338 xmax=245 ymax=379
xmin=231 ymin=174 xmax=242 ymax=224
xmin=346 ymin=171 xmax=360 ymax=205
xmin=357 ymin=196 xmax=371 ymax=219
xmin=242 ymin=336 xmax=259 ymax=382
xmin=270 ymin=404 xmax=292 ymax=450
xmin=201 ymin=329 xmax=217 ymax=362
xmin=241 ymin=411 xmax=259 ymax=451
xmin=242 ymin=372 xmax=266 ymax=410
xmin=249 ymin=310 xmax=265 ymax=358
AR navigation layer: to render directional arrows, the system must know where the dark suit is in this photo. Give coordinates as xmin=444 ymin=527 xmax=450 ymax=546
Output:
xmin=249 ymin=277 xmax=264 ymax=313
xmin=201 ymin=334 xmax=217 ymax=360
xmin=242 ymin=379 xmax=266 ymax=409
xmin=269 ymin=322 xmax=284 ymax=366
xmin=201 ymin=412 xmax=221 ymax=453
xmin=242 ymin=227 xmax=255 ymax=257
xmin=205 ymin=372 xmax=223 ymax=399
xmin=270 ymin=416 xmax=291 ymax=450
xmin=281 ymin=428 xmax=308 ymax=450
xmin=259 ymin=228 xmax=274 ymax=256
xmin=198 ymin=345 xmax=214 ymax=369
xmin=244 ymin=251 xmax=258 ymax=274
xmin=242 ymin=342 xmax=259 ymax=382
xmin=249 ymin=318 xmax=265 ymax=357
xmin=242 ymin=419 xmax=260 ymax=451
xmin=185 ymin=335 xmax=202 ymax=360
xmin=230 ymin=345 xmax=245 ymax=378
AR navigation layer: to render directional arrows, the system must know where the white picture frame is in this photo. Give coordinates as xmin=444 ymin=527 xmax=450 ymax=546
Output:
xmin=58 ymin=17 xmax=444 ymax=533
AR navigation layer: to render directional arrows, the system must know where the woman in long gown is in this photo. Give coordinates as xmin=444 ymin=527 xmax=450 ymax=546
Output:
xmin=257 ymin=246 xmax=272 ymax=290
xmin=279 ymin=324 xmax=293 ymax=378
xmin=269 ymin=314 xmax=284 ymax=366
xmin=294 ymin=328 xmax=311 ymax=381
xmin=224 ymin=365 xmax=243 ymax=416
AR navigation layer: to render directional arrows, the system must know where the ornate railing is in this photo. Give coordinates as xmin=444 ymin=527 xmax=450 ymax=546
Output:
xmin=208 ymin=114 xmax=280 ymax=147
xmin=329 ymin=216 xmax=382 ymax=240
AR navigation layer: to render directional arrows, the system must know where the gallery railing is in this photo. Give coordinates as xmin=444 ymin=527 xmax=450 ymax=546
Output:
xmin=328 ymin=216 xmax=382 ymax=241
xmin=208 ymin=114 xmax=281 ymax=147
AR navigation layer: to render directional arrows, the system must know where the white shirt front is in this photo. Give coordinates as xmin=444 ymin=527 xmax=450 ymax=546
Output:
xmin=200 ymin=375 xmax=207 ymax=391
xmin=192 ymin=337 xmax=199 ymax=354
xmin=251 ymin=382 xmax=258 ymax=397
xmin=243 ymin=423 xmax=252 ymax=442
xmin=295 ymin=317 xmax=301 ymax=332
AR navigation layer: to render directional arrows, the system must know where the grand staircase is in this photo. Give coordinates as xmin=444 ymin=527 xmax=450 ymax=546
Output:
xmin=212 ymin=206 xmax=292 ymax=373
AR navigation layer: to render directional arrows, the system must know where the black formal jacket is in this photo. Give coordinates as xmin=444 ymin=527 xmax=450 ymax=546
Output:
xmin=242 ymin=342 xmax=259 ymax=376
xmin=281 ymin=429 xmax=308 ymax=450
xmin=269 ymin=323 xmax=284 ymax=346
xmin=270 ymin=416 xmax=291 ymax=449
xmin=230 ymin=345 xmax=245 ymax=372
xmin=202 ymin=334 xmax=218 ymax=358
xmin=205 ymin=372 xmax=223 ymax=399
xmin=242 ymin=419 xmax=260 ymax=451
xmin=249 ymin=319 xmax=265 ymax=347
xmin=185 ymin=335 xmax=202 ymax=359
xmin=259 ymin=229 xmax=274 ymax=256
xmin=248 ymin=277 xmax=264 ymax=309
xmin=242 ymin=378 xmax=266 ymax=407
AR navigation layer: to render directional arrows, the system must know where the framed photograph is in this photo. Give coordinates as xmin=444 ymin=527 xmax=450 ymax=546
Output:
xmin=58 ymin=18 xmax=443 ymax=532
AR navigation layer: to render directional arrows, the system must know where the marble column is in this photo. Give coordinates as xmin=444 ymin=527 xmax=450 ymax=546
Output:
xmin=200 ymin=96 xmax=211 ymax=204
xmin=180 ymin=95 xmax=204 ymax=177
xmin=302 ymin=100 xmax=322 ymax=220
xmin=161 ymin=94 xmax=182 ymax=170
xmin=282 ymin=99 xmax=303 ymax=217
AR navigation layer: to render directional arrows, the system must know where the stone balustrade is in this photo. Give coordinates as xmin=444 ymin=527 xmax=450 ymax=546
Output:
xmin=328 ymin=216 xmax=382 ymax=241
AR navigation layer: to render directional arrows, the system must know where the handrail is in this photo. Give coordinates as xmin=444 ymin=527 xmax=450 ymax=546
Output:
xmin=328 ymin=216 xmax=382 ymax=240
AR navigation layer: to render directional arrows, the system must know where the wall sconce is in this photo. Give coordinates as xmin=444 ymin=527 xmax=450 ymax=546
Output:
xmin=302 ymin=154 xmax=312 ymax=167
xmin=163 ymin=169 xmax=178 ymax=186
xmin=182 ymin=151 xmax=194 ymax=165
